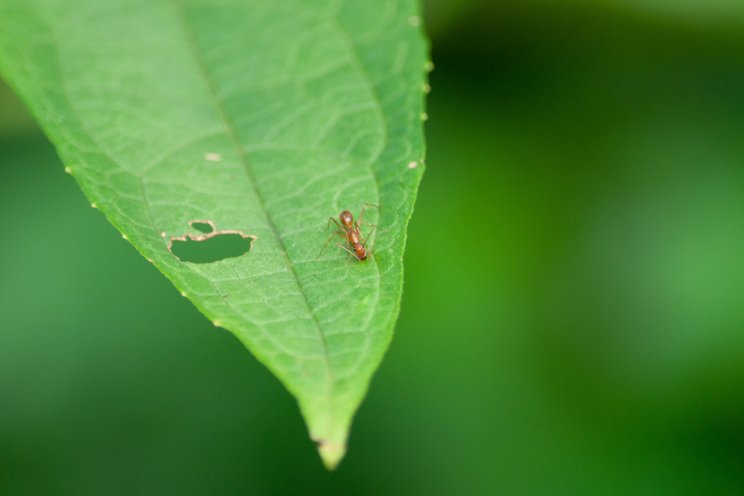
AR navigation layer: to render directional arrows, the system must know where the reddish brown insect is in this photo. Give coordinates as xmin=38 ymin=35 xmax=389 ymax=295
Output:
xmin=322 ymin=206 xmax=377 ymax=261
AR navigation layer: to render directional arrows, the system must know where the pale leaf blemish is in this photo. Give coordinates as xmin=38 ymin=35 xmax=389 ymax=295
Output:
xmin=408 ymin=15 xmax=420 ymax=27
xmin=160 ymin=231 xmax=167 ymax=238
xmin=423 ymin=83 xmax=431 ymax=93
xmin=204 ymin=152 xmax=222 ymax=162
xmin=122 ymin=233 xmax=129 ymax=240
xmin=408 ymin=161 xmax=418 ymax=169
xmin=425 ymin=61 xmax=434 ymax=72
xmin=180 ymin=291 xmax=188 ymax=297
xmin=420 ymin=112 xmax=428 ymax=121
xmin=90 ymin=202 xmax=98 ymax=209
xmin=64 ymin=166 xmax=72 ymax=174
xmin=213 ymin=320 xmax=221 ymax=327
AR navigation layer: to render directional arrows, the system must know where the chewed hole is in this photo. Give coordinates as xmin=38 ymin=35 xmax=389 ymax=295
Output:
xmin=170 ymin=233 xmax=254 ymax=263
xmin=191 ymin=221 xmax=214 ymax=234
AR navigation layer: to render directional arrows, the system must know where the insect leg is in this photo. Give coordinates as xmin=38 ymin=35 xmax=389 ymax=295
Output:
xmin=327 ymin=216 xmax=343 ymax=230
xmin=362 ymin=225 xmax=378 ymax=247
xmin=358 ymin=203 xmax=379 ymax=225
xmin=336 ymin=242 xmax=362 ymax=261
xmin=320 ymin=230 xmax=346 ymax=255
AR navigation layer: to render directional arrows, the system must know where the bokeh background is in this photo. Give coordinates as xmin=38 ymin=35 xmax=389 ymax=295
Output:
xmin=2 ymin=1 xmax=744 ymax=494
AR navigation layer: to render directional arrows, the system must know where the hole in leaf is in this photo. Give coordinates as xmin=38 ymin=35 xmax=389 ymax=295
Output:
xmin=170 ymin=233 xmax=254 ymax=263
xmin=169 ymin=221 xmax=256 ymax=264
xmin=191 ymin=221 xmax=214 ymax=234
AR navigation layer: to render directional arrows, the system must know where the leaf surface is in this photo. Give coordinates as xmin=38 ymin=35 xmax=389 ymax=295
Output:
xmin=0 ymin=0 xmax=427 ymax=467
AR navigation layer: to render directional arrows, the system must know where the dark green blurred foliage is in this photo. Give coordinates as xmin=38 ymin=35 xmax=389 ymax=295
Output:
xmin=2 ymin=1 xmax=744 ymax=494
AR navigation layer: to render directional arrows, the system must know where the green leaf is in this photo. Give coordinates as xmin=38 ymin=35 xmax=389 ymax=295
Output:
xmin=0 ymin=0 xmax=427 ymax=468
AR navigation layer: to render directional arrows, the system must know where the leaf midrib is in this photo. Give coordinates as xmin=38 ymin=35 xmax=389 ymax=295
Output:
xmin=166 ymin=0 xmax=336 ymax=394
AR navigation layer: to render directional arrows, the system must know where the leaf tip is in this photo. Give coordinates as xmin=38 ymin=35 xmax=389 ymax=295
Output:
xmin=316 ymin=439 xmax=347 ymax=471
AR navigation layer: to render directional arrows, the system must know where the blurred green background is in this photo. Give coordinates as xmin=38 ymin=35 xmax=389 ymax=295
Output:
xmin=2 ymin=1 xmax=744 ymax=494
